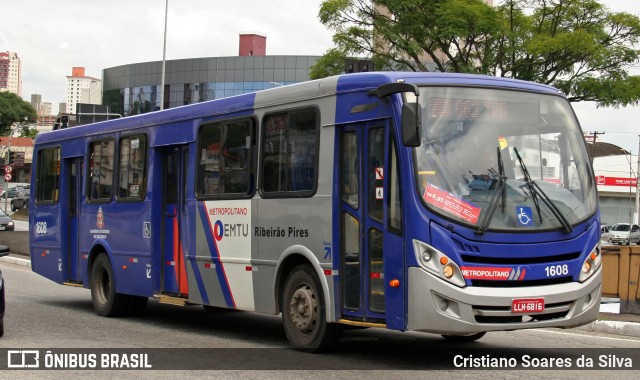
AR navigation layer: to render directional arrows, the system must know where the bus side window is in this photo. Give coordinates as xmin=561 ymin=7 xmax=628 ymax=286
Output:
xmin=197 ymin=119 xmax=253 ymax=197
xmin=89 ymin=140 xmax=115 ymax=201
xmin=261 ymin=109 xmax=318 ymax=196
xmin=36 ymin=147 xmax=61 ymax=203
xmin=118 ymin=135 xmax=147 ymax=200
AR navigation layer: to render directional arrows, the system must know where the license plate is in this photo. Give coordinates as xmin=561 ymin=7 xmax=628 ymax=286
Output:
xmin=0 ymin=226 xmax=5 ymax=231
xmin=511 ymin=298 xmax=544 ymax=313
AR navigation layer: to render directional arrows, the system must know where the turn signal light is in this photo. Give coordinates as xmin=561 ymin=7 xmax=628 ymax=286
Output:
xmin=439 ymin=257 xmax=449 ymax=265
xmin=389 ymin=279 xmax=400 ymax=288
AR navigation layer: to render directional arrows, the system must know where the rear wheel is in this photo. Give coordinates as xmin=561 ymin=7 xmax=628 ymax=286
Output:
xmin=441 ymin=332 xmax=486 ymax=342
xmin=90 ymin=254 xmax=131 ymax=317
xmin=0 ymin=322 xmax=3 ymax=337
xmin=10 ymin=203 xmax=15 ymax=212
xmin=281 ymin=265 xmax=341 ymax=352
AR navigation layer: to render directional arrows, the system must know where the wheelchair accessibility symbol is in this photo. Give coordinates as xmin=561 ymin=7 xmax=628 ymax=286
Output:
xmin=516 ymin=206 xmax=533 ymax=227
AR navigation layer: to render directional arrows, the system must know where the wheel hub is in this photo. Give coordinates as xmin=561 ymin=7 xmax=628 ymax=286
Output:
xmin=289 ymin=285 xmax=317 ymax=332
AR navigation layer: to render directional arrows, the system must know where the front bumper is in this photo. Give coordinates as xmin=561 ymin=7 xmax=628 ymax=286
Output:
xmin=610 ymin=236 xmax=629 ymax=244
xmin=407 ymin=266 xmax=601 ymax=334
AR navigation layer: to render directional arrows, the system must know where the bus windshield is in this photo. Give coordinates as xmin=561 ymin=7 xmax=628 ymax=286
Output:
xmin=414 ymin=86 xmax=597 ymax=232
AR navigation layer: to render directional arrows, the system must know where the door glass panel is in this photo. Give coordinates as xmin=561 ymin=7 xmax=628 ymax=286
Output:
xmin=368 ymin=128 xmax=384 ymax=222
xmin=368 ymin=228 xmax=385 ymax=313
xmin=69 ymin=162 xmax=77 ymax=216
xmin=165 ymin=150 xmax=178 ymax=205
xmin=388 ymin=138 xmax=402 ymax=232
xmin=342 ymin=131 xmax=359 ymax=208
xmin=342 ymin=212 xmax=360 ymax=311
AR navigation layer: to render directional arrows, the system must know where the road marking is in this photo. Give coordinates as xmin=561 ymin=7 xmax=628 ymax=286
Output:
xmin=532 ymin=328 xmax=640 ymax=343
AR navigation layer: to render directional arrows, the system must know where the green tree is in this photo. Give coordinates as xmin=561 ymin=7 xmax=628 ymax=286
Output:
xmin=0 ymin=92 xmax=38 ymax=135
xmin=20 ymin=127 xmax=39 ymax=139
xmin=314 ymin=0 xmax=640 ymax=107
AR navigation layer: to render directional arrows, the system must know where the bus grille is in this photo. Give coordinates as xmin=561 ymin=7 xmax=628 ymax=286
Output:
xmin=470 ymin=276 xmax=573 ymax=287
xmin=461 ymin=252 xmax=580 ymax=265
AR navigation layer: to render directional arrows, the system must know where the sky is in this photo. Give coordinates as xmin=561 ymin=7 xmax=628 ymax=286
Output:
xmin=1 ymin=0 xmax=640 ymax=153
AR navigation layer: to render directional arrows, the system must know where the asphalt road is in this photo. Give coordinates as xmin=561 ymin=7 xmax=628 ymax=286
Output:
xmin=1 ymin=262 xmax=639 ymax=379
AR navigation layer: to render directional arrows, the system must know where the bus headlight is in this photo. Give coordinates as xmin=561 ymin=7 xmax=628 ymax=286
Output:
xmin=579 ymin=244 xmax=601 ymax=282
xmin=413 ymin=240 xmax=466 ymax=288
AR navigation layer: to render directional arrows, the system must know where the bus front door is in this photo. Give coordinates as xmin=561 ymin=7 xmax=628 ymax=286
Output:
xmin=339 ymin=122 xmax=404 ymax=327
xmin=162 ymin=146 xmax=189 ymax=297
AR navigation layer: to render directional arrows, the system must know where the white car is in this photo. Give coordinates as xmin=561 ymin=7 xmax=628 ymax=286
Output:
xmin=600 ymin=225 xmax=612 ymax=242
xmin=609 ymin=223 xmax=640 ymax=245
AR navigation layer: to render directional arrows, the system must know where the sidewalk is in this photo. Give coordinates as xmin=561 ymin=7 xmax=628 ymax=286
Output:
xmin=2 ymin=254 xmax=640 ymax=338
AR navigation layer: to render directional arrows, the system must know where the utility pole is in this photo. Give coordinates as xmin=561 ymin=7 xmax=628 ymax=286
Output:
xmin=636 ymin=135 xmax=640 ymax=225
xmin=588 ymin=131 xmax=606 ymax=145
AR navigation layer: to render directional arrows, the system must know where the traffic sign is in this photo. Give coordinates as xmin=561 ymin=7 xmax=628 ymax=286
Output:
xmin=4 ymin=165 xmax=12 ymax=174
xmin=4 ymin=173 xmax=12 ymax=181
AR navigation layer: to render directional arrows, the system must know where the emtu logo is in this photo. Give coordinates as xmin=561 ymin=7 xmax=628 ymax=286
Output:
xmin=213 ymin=220 xmax=224 ymax=241
xmin=212 ymin=221 xmax=249 ymax=241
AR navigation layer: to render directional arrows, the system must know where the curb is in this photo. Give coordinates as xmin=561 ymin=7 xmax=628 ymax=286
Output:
xmin=575 ymin=320 xmax=640 ymax=338
xmin=0 ymin=254 xmax=31 ymax=268
xmin=2 ymin=255 xmax=640 ymax=339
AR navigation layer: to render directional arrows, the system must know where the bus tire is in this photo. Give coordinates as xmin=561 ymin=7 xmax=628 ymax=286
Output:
xmin=441 ymin=332 xmax=486 ymax=342
xmin=90 ymin=254 xmax=130 ymax=317
xmin=281 ymin=265 xmax=341 ymax=352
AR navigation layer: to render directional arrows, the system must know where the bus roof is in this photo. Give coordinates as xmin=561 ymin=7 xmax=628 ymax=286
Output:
xmin=35 ymin=72 xmax=561 ymax=145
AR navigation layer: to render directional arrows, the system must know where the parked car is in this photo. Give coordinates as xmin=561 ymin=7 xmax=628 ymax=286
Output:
xmin=0 ymin=209 xmax=14 ymax=231
xmin=6 ymin=186 xmax=27 ymax=199
xmin=609 ymin=223 xmax=640 ymax=245
xmin=600 ymin=224 xmax=612 ymax=242
xmin=10 ymin=195 xmax=29 ymax=211
xmin=0 ymin=245 xmax=9 ymax=337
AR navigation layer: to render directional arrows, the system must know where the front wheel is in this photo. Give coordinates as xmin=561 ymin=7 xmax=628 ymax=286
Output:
xmin=90 ymin=254 xmax=131 ymax=317
xmin=281 ymin=265 xmax=341 ymax=352
xmin=10 ymin=203 xmax=15 ymax=212
xmin=441 ymin=332 xmax=486 ymax=342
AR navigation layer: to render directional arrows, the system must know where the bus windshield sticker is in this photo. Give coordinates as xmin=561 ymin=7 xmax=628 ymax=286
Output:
xmin=423 ymin=183 xmax=480 ymax=224
xmin=516 ymin=206 xmax=534 ymax=227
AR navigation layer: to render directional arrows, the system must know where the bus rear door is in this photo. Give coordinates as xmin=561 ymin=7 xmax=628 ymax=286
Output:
xmin=161 ymin=145 xmax=189 ymax=297
xmin=65 ymin=157 xmax=83 ymax=283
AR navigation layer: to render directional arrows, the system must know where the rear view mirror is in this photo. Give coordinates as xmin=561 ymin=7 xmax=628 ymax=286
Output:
xmin=401 ymin=102 xmax=421 ymax=147
xmin=368 ymin=82 xmax=422 ymax=147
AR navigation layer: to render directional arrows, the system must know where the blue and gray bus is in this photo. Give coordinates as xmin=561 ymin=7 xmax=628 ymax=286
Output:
xmin=30 ymin=72 xmax=601 ymax=351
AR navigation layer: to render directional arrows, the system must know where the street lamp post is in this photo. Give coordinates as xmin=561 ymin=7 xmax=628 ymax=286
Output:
xmin=159 ymin=0 xmax=169 ymax=110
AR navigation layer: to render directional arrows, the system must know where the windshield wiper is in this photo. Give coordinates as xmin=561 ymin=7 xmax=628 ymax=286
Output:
xmin=476 ymin=147 xmax=507 ymax=235
xmin=513 ymin=147 xmax=572 ymax=233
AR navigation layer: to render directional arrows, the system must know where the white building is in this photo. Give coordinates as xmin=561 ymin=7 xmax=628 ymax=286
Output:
xmin=66 ymin=67 xmax=102 ymax=114
xmin=593 ymin=153 xmax=639 ymax=226
xmin=0 ymin=51 xmax=22 ymax=96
